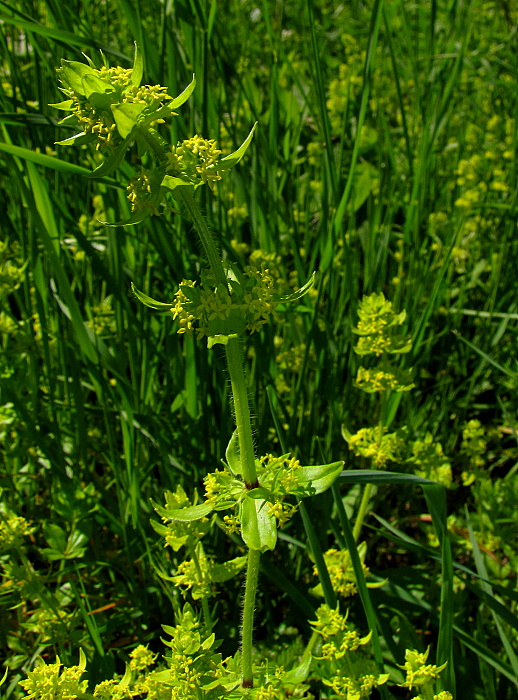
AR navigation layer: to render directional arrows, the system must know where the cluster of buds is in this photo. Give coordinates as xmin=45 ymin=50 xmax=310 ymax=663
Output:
xmin=52 ymin=46 xmax=255 ymax=225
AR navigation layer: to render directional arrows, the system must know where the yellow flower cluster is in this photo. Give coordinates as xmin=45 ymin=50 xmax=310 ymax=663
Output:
xmin=355 ymin=366 xmax=414 ymax=394
xmin=0 ymin=512 xmax=32 ymax=552
xmin=268 ymin=501 xmax=299 ymax=526
xmin=354 ymin=293 xmax=411 ymax=357
xmin=408 ymin=433 xmax=452 ymax=488
xmin=65 ymin=66 xmax=173 ymax=152
xmin=20 ymin=654 xmax=88 ymax=700
xmin=169 ymin=267 xmax=279 ymax=339
xmin=259 ymin=453 xmax=302 ymax=494
xmin=454 ymin=115 xmax=513 ymax=210
xmin=170 ymin=281 xmax=198 ymax=336
xmin=128 ymin=645 xmax=157 ymax=672
xmin=315 ymin=547 xmax=370 ymax=599
xmin=348 ymin=427 xmax=405 ymax=469
xmin=126 ymin=168 xmax=157 ymax=213
xmin=397 ymin=648 xmax=448 ymax=691
xmin=166 ymin=135 xmax=222 ymax=188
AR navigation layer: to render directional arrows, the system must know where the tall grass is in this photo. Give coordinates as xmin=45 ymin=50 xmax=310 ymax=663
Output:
xmin=0 ymin=0 xmax=516 ymax=698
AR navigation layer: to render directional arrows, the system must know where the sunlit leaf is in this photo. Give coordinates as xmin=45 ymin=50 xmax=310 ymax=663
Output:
xmin=151 ymin=500 xmax=213 ymax=522
xmin=208 ymin=122 xmax=257 ymax=173
xmin=111 ymin=102 xmax=147 ymax=139
xmin=241 ymin=496 xmax=277 ymax=551
xmin=169 ymin=75 xmax=196 ymax=109
xmin=130 ymin=43 xmax=143 ymax=87
xmin=131 ymin=283 xmax=175 ymax=310
xmin=275 ymin=272 xmax=316 ymax=304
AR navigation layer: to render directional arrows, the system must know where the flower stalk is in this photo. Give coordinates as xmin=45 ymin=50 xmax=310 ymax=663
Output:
xmin=180 ymin=191 xmax=260 ymax=686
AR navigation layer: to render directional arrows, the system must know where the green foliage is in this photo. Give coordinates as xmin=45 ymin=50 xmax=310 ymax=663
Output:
xmin=0 ymin=0 xmax=517 ymax=698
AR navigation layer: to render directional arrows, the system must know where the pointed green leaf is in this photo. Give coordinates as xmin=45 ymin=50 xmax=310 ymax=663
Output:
xmin=296 ymin=461 xmax=344 ymax=497
xmin=130 ymin=43 xmax=143 ymax=87
xmin=283 ymin=654 xmax=312 ymax=685
xmin=275 ymin=272 xmax=316 ymax=303
xmin=140 ymin=104 xmax=178 ymax=128
xmin=208 ymin=122 xmax=257 ymax=173
xmin=82 ymin=53 xmax=97 ymax=69
xmin=111 ymin=102 xmax=147 ymax=139
xmin=225 ymin=430 xmax=242 ymax=476
xmin=152 ymin=500 xmax=213 ymax=522
xmin=82 ymin=73 xmax=110 ymax=98
xmin=0 ymin=141 xmax=103 ymax=178
xmin=1 ymin=668 xmax=9 ymax=688
xmin=49 ymin=99 xmax=74 ymax=110
xmin=169 ymin=75 xmax=196 ymax=109
xmin=241 ymin=496 xmax=277 ymax=552
xmin=131 ymin=283 xmax=175 ymax=310
xmin=55 ymin=131 xmax=96 ymax=147
xmin=339 ymin=470 xmax=437 ymax=485
xmin=104 ymin=206 xmax=155 ymax=227
xmin=209 ymin=556 xmax=247 ymax=583
xmin=58 ymin=60 xmax=98 ymax=95
xmin=161 ymin=174 xmax=194 ymax=192
xmin=246 ymin=487 xmax=274 ymax=500
xmin=57 ymin=113 xmax=80 ymax=126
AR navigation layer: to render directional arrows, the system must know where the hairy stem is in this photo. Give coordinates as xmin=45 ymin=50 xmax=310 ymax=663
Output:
xmin=225 ymin=335 xmax=260 ymax=687
xmin=225 ymin=336 xmax=258 ymax=488
xmin=171 ymin=173 xmax=259 ymax=686
xmin=241 ymin=548 xmax=261 ymax=687
xmin=177 ymin=188 xmax=228 ymax=288
xmin=135 ymin=127 xmax=227 ymax=289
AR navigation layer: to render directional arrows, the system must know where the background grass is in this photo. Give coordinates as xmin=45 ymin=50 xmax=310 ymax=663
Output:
xmin=0 ymin=1 xmax=517 ymax=698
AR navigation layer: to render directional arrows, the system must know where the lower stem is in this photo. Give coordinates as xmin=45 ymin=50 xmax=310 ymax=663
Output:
xmin=241 ymin=548 xmax=261 ymax=687
xmin=176 ymin=185 xmax=260 ymax=687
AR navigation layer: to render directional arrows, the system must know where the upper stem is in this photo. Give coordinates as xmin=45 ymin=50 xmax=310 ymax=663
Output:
xmin=177 ymin=188 xmax=228 ymax=289
xmin=135 ymin=127 xmax=228 ymax=289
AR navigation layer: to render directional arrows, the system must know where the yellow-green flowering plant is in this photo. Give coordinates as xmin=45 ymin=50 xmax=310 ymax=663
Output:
xmin=47 ymin=46 xmax=344 ymax=695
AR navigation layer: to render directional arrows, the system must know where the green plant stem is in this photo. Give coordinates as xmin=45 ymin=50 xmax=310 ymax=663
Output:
xmin=301 ymin=629 xmax=319 ymax=666
xmin=225 ymin=334 xmax=260 ymax=687
xmin=175 ymin=185 xmax=259 ymax=686
xmin=136 ymin=127 xmax=228 ymax=290
xmin=241 ymin=548 xmax=261 ymax=688
xmin=225 ymin=336 xmax=258 ymax=488
xmin=177 ymin=188 xmax=228 ymax=288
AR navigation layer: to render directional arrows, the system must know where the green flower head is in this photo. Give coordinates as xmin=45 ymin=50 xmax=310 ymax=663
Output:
xmin=52 ymin=45 xmax=257 ymax=225
xmin=53 ymin=45 xmax=182 ymax=152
